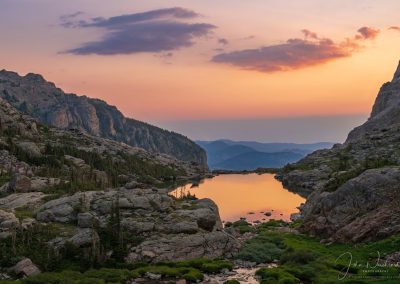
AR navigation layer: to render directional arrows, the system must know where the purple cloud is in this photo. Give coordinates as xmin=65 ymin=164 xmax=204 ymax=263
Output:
xmin=62 ymin=7 xmax=216 ymax=55
xmin=355 ymin=27 xmax=380 ymax=39
xmin=212 ymin=27 xmax=380 ymax=72
xmin=218 ymin=38 xmax=229 ymax=45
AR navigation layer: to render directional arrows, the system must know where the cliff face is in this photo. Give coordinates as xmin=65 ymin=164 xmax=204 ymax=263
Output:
xmin=277 ymin=61 xmax=400 ymax=242
xmin=0 ymin=70 xmax=207 ymax=168
xmin=346 ymin=60 xmax=400 ymax=143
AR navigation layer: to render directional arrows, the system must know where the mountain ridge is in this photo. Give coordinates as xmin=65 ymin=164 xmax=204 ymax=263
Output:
xmin=197 ymin=139 xmax=334 ymax=170
xmin=0 ymin=69 xmax=207 ymax=168
xmin=213 ymin=150 xmax=303 ymax=170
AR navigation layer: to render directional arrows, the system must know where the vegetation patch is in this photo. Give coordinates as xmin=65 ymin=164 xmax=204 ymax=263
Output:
xmin=0 ymin=173 xmax=10 ymax=187
xmin=0 ymin=259 xmax=233 ymax=284
xmin=14 ymin=206 xmax=35 ymax=220
xmin=228 ymin=219 xmax=255 ymax=234
xmin=236 ymin=221 xmax=400 ymax=284
xmin=223 ymin=280 xmax=240 ymax=284
xmin=0 ymin=223 xmax=77 ymax=271
xmin=236 ymin=233 xmax=285 ymax=263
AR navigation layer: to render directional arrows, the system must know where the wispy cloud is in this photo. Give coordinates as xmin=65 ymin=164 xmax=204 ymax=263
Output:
xmin=355 ymin=27 xmax=380 ymax=39
xmin=301 ymin=29 xmax=319 ymax=39
xmin=389 ymin=26 xmax=400 ymax=32
xmin=218 ymin=38 xmax=229 ymax=45
xmin=60 ymin=11 xmax=85 ymax=28
xmin=212 ymin=27 xmax=380 ymax=73
xmin=62 ymin=7 xmax=216 ymax=55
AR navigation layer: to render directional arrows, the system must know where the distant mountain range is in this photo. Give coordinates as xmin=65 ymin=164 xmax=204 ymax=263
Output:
xmin=197 ymin=140 xmax=334 ymax=170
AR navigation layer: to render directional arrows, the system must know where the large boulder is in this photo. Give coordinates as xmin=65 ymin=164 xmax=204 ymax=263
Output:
xmin=0 ymin=209 xmax=18 ymax=238
xmin=8 ymin=174 xmax=31 ymax=193
xmin=30 ymin=177 xmax=61 ymax=192
xmin=300 ymin=167 xmax=400 ymax=242
xmin=9 ymin=258 xmax=40 ymax=277
xmin=15 ymin=141 xmax=41 ymax=159
xmin=69 ymin=228 xmax=100 ymax=247
xmin=0 ymin=192 xmax=45 ymax=210
xmin=126 ymin=231 xmax=240 ymax=263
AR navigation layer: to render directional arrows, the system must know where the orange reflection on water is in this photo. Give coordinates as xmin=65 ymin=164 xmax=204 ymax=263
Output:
xmin=171 ymin=174 xmax=305 ymax=223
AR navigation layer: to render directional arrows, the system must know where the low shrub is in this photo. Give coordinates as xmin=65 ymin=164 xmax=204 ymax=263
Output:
xmin=224 ymin=280 xmax=240 ymax=284
xmin=256 ymin=267 xmax=300 ymax=284
xmin=236 ymin=234 xmax=285 ymax=263
xmin=133 ymin=265 xmax=203 ymax=282
xmin=201 ymin=260 xmax=233 ymax=274
xmin=232 ymin=220 xmax=255 ymax=234
xmin=20 ymin=270 xmax=88 ymax=284
xmin=83 ymin=268 xmax=137 ymax=282
xmin=259 ymin=219 xmax=287 ymax=228
xmin=280 ymin=249 xmax=316 ymax=265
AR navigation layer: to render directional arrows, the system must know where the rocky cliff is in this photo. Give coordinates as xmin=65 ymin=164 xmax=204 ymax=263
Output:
xmin=277 ymin=60 xmax=400 ymax=242
xmin=0 ymin=70 xmax=207 ymax=168
xmin=346 ymin=60 xmax=400 ymax=143
xmin=0 ymin=95 xmax=239 ymax=272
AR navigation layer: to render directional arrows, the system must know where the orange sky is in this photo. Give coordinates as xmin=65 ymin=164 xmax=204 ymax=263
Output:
xmin=0 ymin=0 xmax=399 ymax=142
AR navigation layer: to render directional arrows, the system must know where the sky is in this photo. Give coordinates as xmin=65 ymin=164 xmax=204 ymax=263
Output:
xmin=0 ymin=0 xmax=399 ymax=143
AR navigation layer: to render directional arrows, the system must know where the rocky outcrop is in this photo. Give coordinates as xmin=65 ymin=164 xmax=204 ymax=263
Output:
xmin=6 ymin=174 xmax=61 ymax=193
xmin=127 ymin=231 xmax=238 ymax=263
xmin=278 ymin=61 xmax=400 ymax=242
xmin=0 ymin=70 xmax=207 ymax=168
xmin=35 ymin=187 xmax=239 ymax=261
xmin=0 ymin=192 xmax=45 ymax=210
xmin=300 ymin=167 xmax=400 ymax=242
xmin=0 ymin=210 xmax=18 ymax=238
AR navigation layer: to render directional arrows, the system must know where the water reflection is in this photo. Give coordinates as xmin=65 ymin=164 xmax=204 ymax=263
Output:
xmin=171 ymin=174 xmax=305 ymax=223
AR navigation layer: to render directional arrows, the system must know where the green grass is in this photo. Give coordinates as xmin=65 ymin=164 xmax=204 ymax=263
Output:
xmin=14 ymin=206 xmax=35 ymax=220
xmin=224 ymin=280 xmax=240 ymax=284
xmin=230 ymin=219 xmax=256 ymax=234
xmin=238 ymin=221 xmax=400 ymax=284
xmin=0 ymin=223 xmax=77 ymax=271
xmin=133 ymin=265 xmax=203 ymax=282
xmin=0 ymin=259 xmax=232 ymax=284
xmin=0 ymin=174 xmax=10 ymax=187
xmin=236 ymin=233 xmax=285 ymax=263
xmin=3 ymin=269 xmax=134 ymax=284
